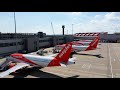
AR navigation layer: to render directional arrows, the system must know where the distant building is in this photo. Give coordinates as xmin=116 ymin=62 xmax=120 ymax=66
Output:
xmin=74 ymin=32 xmax=108 ymax=37
xmin=74 ymin=32 xmax=120 ymax=43
xmin=0 ymin=32 xmax=46 ymax=40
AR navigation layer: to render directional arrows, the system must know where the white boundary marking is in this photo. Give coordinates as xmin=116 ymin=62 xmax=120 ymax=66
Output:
xmin=108 ymin=44 xmax=113 ymax=78
xmin=114 ymin=59 xmax=116 ymax=61
xmin=82 ymin=64 xmax=86 ymax=68
xmin=88 ymin=64 xmax=91 ymax=70
xmin=81 ymin=63 xmax=91 ymax=70
xmin=114 ymin=48 xmax=120 ymax=62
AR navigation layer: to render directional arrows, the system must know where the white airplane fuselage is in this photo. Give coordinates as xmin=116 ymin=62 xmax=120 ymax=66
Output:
xmin=74 ymin=42 xmax=91 ymax=46
xmin=55 ymin=36 xmax=100 ymax=52
xmin=72 ymin=45 xmax=89 ymax=51
xmin=55 ymin=45 xmax=89 ymax=52
xmin=7 ymin=54 xmax=55 ymax=68
xmin=0 ymin=42 xmax=76 ymax=77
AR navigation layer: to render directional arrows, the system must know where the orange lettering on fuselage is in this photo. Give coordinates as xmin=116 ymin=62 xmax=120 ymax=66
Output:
xmin=58 ymin=44 xmax=71 ymax=58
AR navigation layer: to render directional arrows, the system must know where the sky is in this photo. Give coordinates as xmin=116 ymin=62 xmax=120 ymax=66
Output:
xmin=0 ymin=12 xmax=120 ymax=35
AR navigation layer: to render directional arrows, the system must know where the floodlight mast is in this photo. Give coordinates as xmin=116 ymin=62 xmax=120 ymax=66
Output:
xmin=14 ymin=12 xmax=17 ymax=52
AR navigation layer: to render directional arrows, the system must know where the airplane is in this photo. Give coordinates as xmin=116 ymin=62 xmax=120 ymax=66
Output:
xmin=74 ymin=39 xmax=93 ymax=42
xmin=54 ymin=36 xmax=100 ymax=53
xmin=0 ymin=42 xmax=76 ymax=78
xmin=72 ymin=36 xmax=99 ymax=46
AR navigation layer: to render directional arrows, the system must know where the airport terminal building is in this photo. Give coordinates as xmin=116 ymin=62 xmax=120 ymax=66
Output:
xmin=0 ymin=31 xmax=120 ymax=57
xmin=0 ymin=32 xmax=74 ymax=56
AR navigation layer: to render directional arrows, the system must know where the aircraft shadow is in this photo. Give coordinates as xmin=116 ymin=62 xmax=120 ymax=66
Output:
xmin=75 ymin=53 xmax=104 ymax=58
xmin=12 ymin=68 xmax=79 ymax=78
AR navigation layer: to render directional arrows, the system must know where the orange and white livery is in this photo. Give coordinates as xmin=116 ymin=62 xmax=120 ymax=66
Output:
xmin=55 ymin=36 xmax=100 ymax=53
xmin=72 ymin=36 xmax=99 ymax=46
xmin=0 ymin=42 xmax=76 ymax=77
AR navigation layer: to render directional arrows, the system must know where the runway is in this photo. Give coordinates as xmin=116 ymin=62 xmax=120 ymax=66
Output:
xmin=0 ymin=43 xmax=120 ymax=78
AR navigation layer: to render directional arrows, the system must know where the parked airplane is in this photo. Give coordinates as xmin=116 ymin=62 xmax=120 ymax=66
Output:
xmin=54 ymin=36 xmax=100 ymax=53
xmin=0 ymin=42 xmax=76 ymax=78
xmin=72 ymin=36 xmax=99 ymax=46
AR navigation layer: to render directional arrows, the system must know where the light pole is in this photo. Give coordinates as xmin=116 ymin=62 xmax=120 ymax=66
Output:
xmin=14 ymin=12 xmax=16 ymax=35
xmin=72 ymin=24 xmax=73 ymax=35
xmin=14 ymin=12 xmax=17 ymax=52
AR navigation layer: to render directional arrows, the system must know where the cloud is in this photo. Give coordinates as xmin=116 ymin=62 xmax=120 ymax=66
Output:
xmin=105 ymin=12 xmax=120 ymax=21
xmin=71 ymin=12 xmax=82 ymax=15
xmin=54 ymin=12 xmax=82 ymax=16
xmin=1 ymin=12 xmax=120 ymax=35
xmin=73 ymin=12 xmax=120 ymax=34
xmin=28 ymin=23 xmax=64 ymax=35
xmin=19 ymin=12 xmax=120 ymax=34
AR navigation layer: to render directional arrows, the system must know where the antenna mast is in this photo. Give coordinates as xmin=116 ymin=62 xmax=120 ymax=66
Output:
xmin=51 ymin=22 xmax=55 ymax=35
xmin=51 ymin=22 xmax=57 ymax=53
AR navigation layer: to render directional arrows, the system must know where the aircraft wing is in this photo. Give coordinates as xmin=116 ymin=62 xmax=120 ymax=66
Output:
xmin=47 ymin=53 xmax=58 ymax=57
xmin=60 ymin=57 xmax=77 ymax=67
xmin=60 ymin=63 xmax=67 ymax=67
xmin=0 ymin=63 xmax=29 ymax=78
xmin=69 ymin=57 xmax=77 ymax=61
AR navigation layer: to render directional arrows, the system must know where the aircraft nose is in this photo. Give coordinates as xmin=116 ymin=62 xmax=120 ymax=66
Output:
xmin=10 ymin=53 xmax=23 ymax=59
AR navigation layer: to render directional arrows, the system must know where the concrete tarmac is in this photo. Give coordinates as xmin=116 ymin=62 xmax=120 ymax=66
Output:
xmin=1 ymin=43 xmax=120 ymax=78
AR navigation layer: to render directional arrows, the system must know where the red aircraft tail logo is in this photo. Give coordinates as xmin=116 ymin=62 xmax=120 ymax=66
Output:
xmin=86 ymin=36 xmax=100 ymax=51
xmin=58 ymin=44 xmax=71 ymax=58
xmin=48 ymin=42 xmax=72 ymax=66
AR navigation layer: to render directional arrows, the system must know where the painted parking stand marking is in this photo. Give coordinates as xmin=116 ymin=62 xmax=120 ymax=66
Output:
xmin=112 ymin=69 xmax=120 ymax=70
xmin=81 ymin=63 xmax=91 ymax=70
xmin=82 ymin=64 xmax=86 ymax=68
xmin=66 ymin=68 xmax=107 ymax=77
xmin=80 ymin=60 xmax=105 ymax=65
xmin=88 ymin=64 xmax=91 ymax=70
xmin=114 ymin=59 xmax=116 ymax=61
xmin=115 ymin=52 xmax=119 ymax=61
xmin=92 ymin=65 xmax=107 ymax=70
xmin=116 ymin=73 xmax=120 ymax=76
xmin=42 ymin=69 xmax=75 ymax=77
xmin=113 ymin=46 xmax=120 ymax=62
xmin=108 ymin=44 xmax=113 ymax=78
xmin=52 ymin=65 xmax=107 ymax=77
xmin=115 ymin=73 xmax=120 ymax=77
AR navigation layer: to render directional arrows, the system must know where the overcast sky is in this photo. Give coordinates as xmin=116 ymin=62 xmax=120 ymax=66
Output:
xmin=0 ymin=12 xmax=120 ymax=35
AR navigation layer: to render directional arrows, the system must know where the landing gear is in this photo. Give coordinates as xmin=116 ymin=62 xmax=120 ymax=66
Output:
xmin=73 ymin=51 xmax=77 ymax=54
xmin=0 ymin=62 xmax=16 ymax=72
xmin=0 ymin=65 xmax=9 ymax=72
xmin=70 ymin=53 xmax=74 ymax=58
